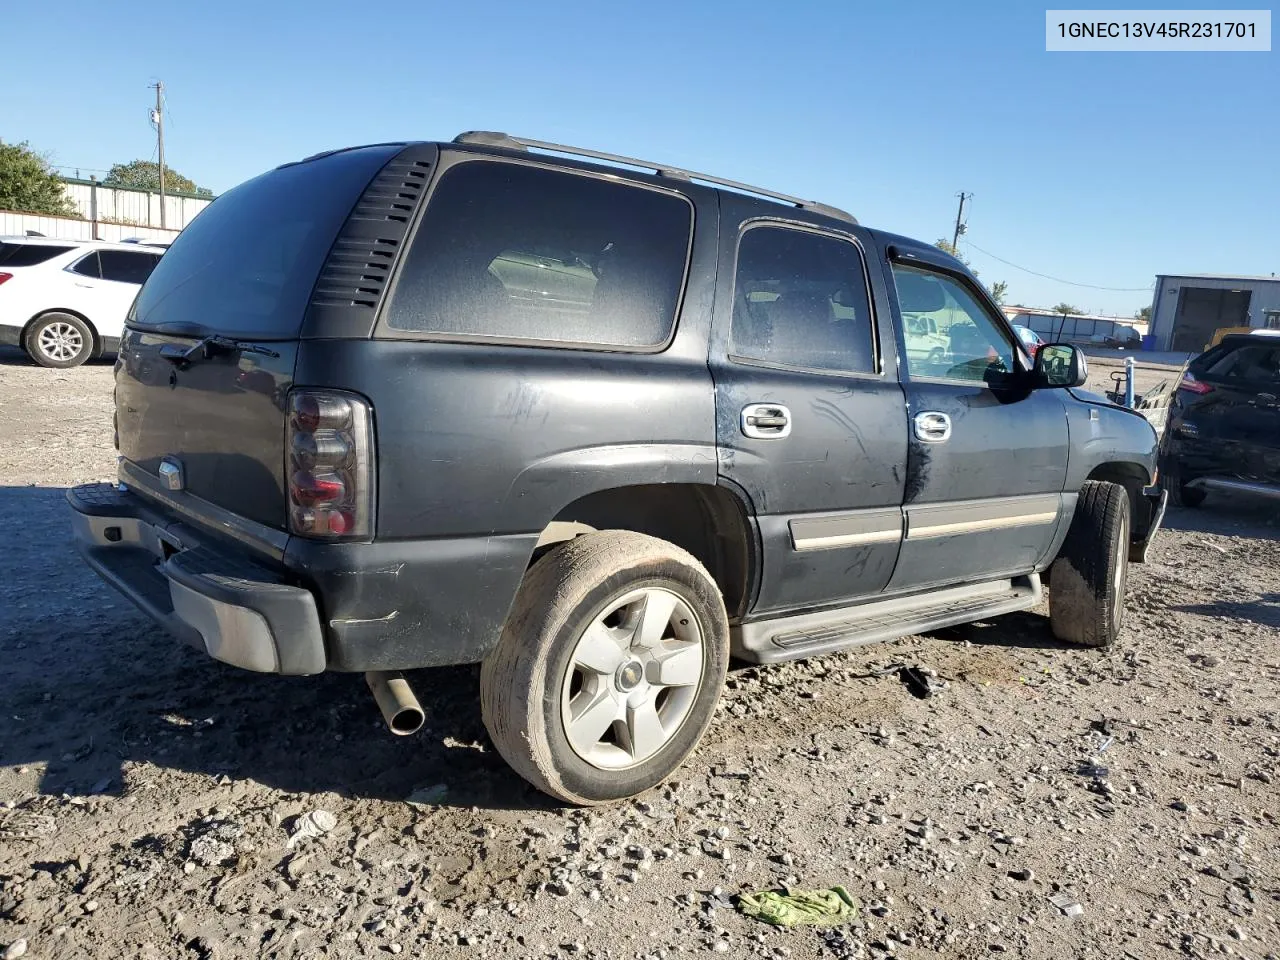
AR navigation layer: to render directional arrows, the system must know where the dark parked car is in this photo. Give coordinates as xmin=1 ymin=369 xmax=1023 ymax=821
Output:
xmin=1012 ymin=323 xmax=1045 ymax=358
xmin=1161 ymin=331 xmax=1280 ymax=507
xmin=68 ymin=133 xmax=1166 ymax=803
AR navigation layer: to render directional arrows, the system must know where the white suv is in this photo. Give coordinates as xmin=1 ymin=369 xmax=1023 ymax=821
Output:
xmin=0 ymin=237 xmax=166 ymax=368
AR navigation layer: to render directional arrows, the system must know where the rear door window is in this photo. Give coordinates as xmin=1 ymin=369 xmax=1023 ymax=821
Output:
xmin=384 ymin=161 xmax=693 ymax=349
xmin=729 ymin=225 xmax=877 ymax=375
xmin=99 ymin=250 xmax=162 ymax=285
xmin=130 ymin=145 xmax=398 ymax=339
xmin=0 ymin=243 xmax=75 ymax=266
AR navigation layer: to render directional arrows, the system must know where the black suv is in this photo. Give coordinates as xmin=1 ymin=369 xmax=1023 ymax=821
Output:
xmin=68 ymin=133 xmax=1166 ymax=804
xmin=1161 ymin=331 xmax=1280 ymax=507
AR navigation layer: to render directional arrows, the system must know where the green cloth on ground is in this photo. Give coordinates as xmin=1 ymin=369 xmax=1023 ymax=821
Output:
xmin=736 ymin=885 xmax=860 ymax=928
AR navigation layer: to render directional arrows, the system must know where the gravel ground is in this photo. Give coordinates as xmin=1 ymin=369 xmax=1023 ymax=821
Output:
xmin=2 ymin=349 xmax=1277 ymax=960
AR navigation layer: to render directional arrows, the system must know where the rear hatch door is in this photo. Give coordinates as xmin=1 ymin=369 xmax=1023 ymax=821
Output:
xmin=116 ymin=144 xmax=405 ymax=530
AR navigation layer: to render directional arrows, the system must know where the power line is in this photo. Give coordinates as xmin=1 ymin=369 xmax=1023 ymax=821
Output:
xmin=960 ymin=238 xmax=1152 ymax=292
xmin=52 ymin=165 xmax=112 ymax=177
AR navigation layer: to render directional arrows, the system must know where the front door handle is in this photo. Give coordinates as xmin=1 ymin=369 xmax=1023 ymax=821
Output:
xmin=913 ymin=411 xmax=952 ymax=443
xmin=741 ymin=403 xmax=792 ymax=440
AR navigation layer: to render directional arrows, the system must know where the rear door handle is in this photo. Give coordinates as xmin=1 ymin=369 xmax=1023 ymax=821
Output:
xmin=741 ymin=403 xmax=792 ymax=439
xmin=913 ymin=411 xmax=952 ymax=443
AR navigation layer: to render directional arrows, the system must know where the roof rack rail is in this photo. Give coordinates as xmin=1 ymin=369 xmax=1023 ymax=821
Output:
xmin=453 ymin=131 xmax=856 ymax=224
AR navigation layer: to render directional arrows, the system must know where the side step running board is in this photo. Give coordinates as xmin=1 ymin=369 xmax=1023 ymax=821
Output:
xmin=731 ymin=575 xmax=1042 ymax=665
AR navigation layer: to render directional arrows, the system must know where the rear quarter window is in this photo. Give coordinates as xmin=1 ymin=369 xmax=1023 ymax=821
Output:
xmin=383 ymin=161 xmax=693 ymax=349
xmin=71 ymin=252 xmax=101 ymax=278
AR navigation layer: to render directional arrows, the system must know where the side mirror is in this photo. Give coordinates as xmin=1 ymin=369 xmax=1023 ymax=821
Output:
xmin=1034 ymin=343 xmax=1088 ymax=388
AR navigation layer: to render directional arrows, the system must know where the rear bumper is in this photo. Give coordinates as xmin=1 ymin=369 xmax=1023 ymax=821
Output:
xmin=68 ymin=483 xmax=326 ymax=675
xmin=69 ymin=480 xmax=540 ymax=673
xmin=0 ymin=323 xmax=22 ymax=348
xmin=1165 ymin=432 xmax=1280 ymax=489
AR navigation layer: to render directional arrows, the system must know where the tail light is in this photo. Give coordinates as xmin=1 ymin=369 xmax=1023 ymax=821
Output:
xmin=287 ymin=389 xmax=375 ymax=539
xmin=0 ymin=273 xmax=12 ymax=286
xmin=1178 ymin=372 xmax=1213 ymax=395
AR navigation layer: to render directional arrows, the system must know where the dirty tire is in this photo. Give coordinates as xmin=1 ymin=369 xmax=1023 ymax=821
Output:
xmin=1169 ymin=469 xmax=1207 ymax=509
xmin=480 ymin=531 xmax=729 ymax=805
xmin=1049 ymin=480 xmax=1130 ymax=648
xmin=24 ymin=312 xmax=93 ymax=368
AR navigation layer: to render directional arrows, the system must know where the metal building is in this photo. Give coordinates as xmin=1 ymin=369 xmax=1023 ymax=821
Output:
xmin=1004 ymin=308 xmax=1145 ymax=346
xmin=1149 ymin=274 xmax=1280 ymax=352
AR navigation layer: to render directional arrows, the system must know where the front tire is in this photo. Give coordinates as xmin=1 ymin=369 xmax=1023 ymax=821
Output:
xmin=25 ymin=313 xmax=93 ymax=368
xmin=1049 ymin=480 xmax=1130 ymax=648
xmin=481 ymin=531 xmax=729 ymax=805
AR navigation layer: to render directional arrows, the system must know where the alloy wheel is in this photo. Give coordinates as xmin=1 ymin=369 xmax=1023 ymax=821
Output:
xmin=559 ymin=587 xmax=704 ymax=771
xmin=37 ymin=321 xmax=85 ymax=363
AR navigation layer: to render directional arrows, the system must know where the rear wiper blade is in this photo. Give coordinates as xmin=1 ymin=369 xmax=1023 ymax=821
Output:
xmin=160 ymin=335 xmax=280 ymax=367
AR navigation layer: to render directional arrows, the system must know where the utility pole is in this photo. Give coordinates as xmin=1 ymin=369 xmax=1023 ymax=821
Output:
xmin=951 ymin=191 xmax=972 ymax=251
xmin=150 ymin=81 xmax=166 ymax=229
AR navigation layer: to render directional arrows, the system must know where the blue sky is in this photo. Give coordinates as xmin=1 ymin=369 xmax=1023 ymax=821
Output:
xmin=5 ymin=0 xmax=1276 ymax=315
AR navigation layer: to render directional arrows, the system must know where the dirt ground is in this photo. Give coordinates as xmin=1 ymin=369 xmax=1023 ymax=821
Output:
xmin=2 ymin=348 xmax=1277 ymax=960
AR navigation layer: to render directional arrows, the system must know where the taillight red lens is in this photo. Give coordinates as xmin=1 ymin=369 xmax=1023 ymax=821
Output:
xmin=1178 ymin=372 xmax=1213 ymax=395
xmin=287 ymin=389 xmax=374 ymax=540
xmin=0 ymin=273 xmax=12 ymax=286
xmin=290 ymin=471 xmax=345 ymax=506
xmin=325 ymin=510 xmax=354 ymax=536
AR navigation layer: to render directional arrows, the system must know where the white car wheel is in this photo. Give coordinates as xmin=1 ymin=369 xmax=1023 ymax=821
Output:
xmin=26 ymin=313 xmax=94 ymax=369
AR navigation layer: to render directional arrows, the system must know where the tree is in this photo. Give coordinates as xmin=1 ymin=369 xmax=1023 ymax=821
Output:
xmin=989 ymin=280 xmax=1009 ymax=305
xmin=1134 ymin=305 xmax=1151 ymax=323
xmin=104 ymin=160 xmax=213 ymax=198
xmin=0 ymin=141 xmax=76 ymax=216
xmin=934 ymin=238 xmax=964 ymax=259
xmin=934 ymin=238 xmax=980 ymax=279
xmin=1052 ymin=302 xmax=1083 ymax=316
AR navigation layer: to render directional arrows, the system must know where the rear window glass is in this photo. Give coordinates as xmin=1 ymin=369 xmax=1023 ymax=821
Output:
xmin=129 ymin=146 xmax=397 ymax=339
xmin=0 ymin=243 xmax=74 ymax=266
xmin=384 ymin=161 xmax=693 ymax=348
xmin=1201 ymin=341 xmax=1280 ymax=384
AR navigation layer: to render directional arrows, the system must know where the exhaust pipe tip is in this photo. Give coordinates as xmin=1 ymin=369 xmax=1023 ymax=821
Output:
xmin=387 ymin=703 xmax=426 ymax=735
xmin=366 ymin=671 xmax=425 ymax=736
